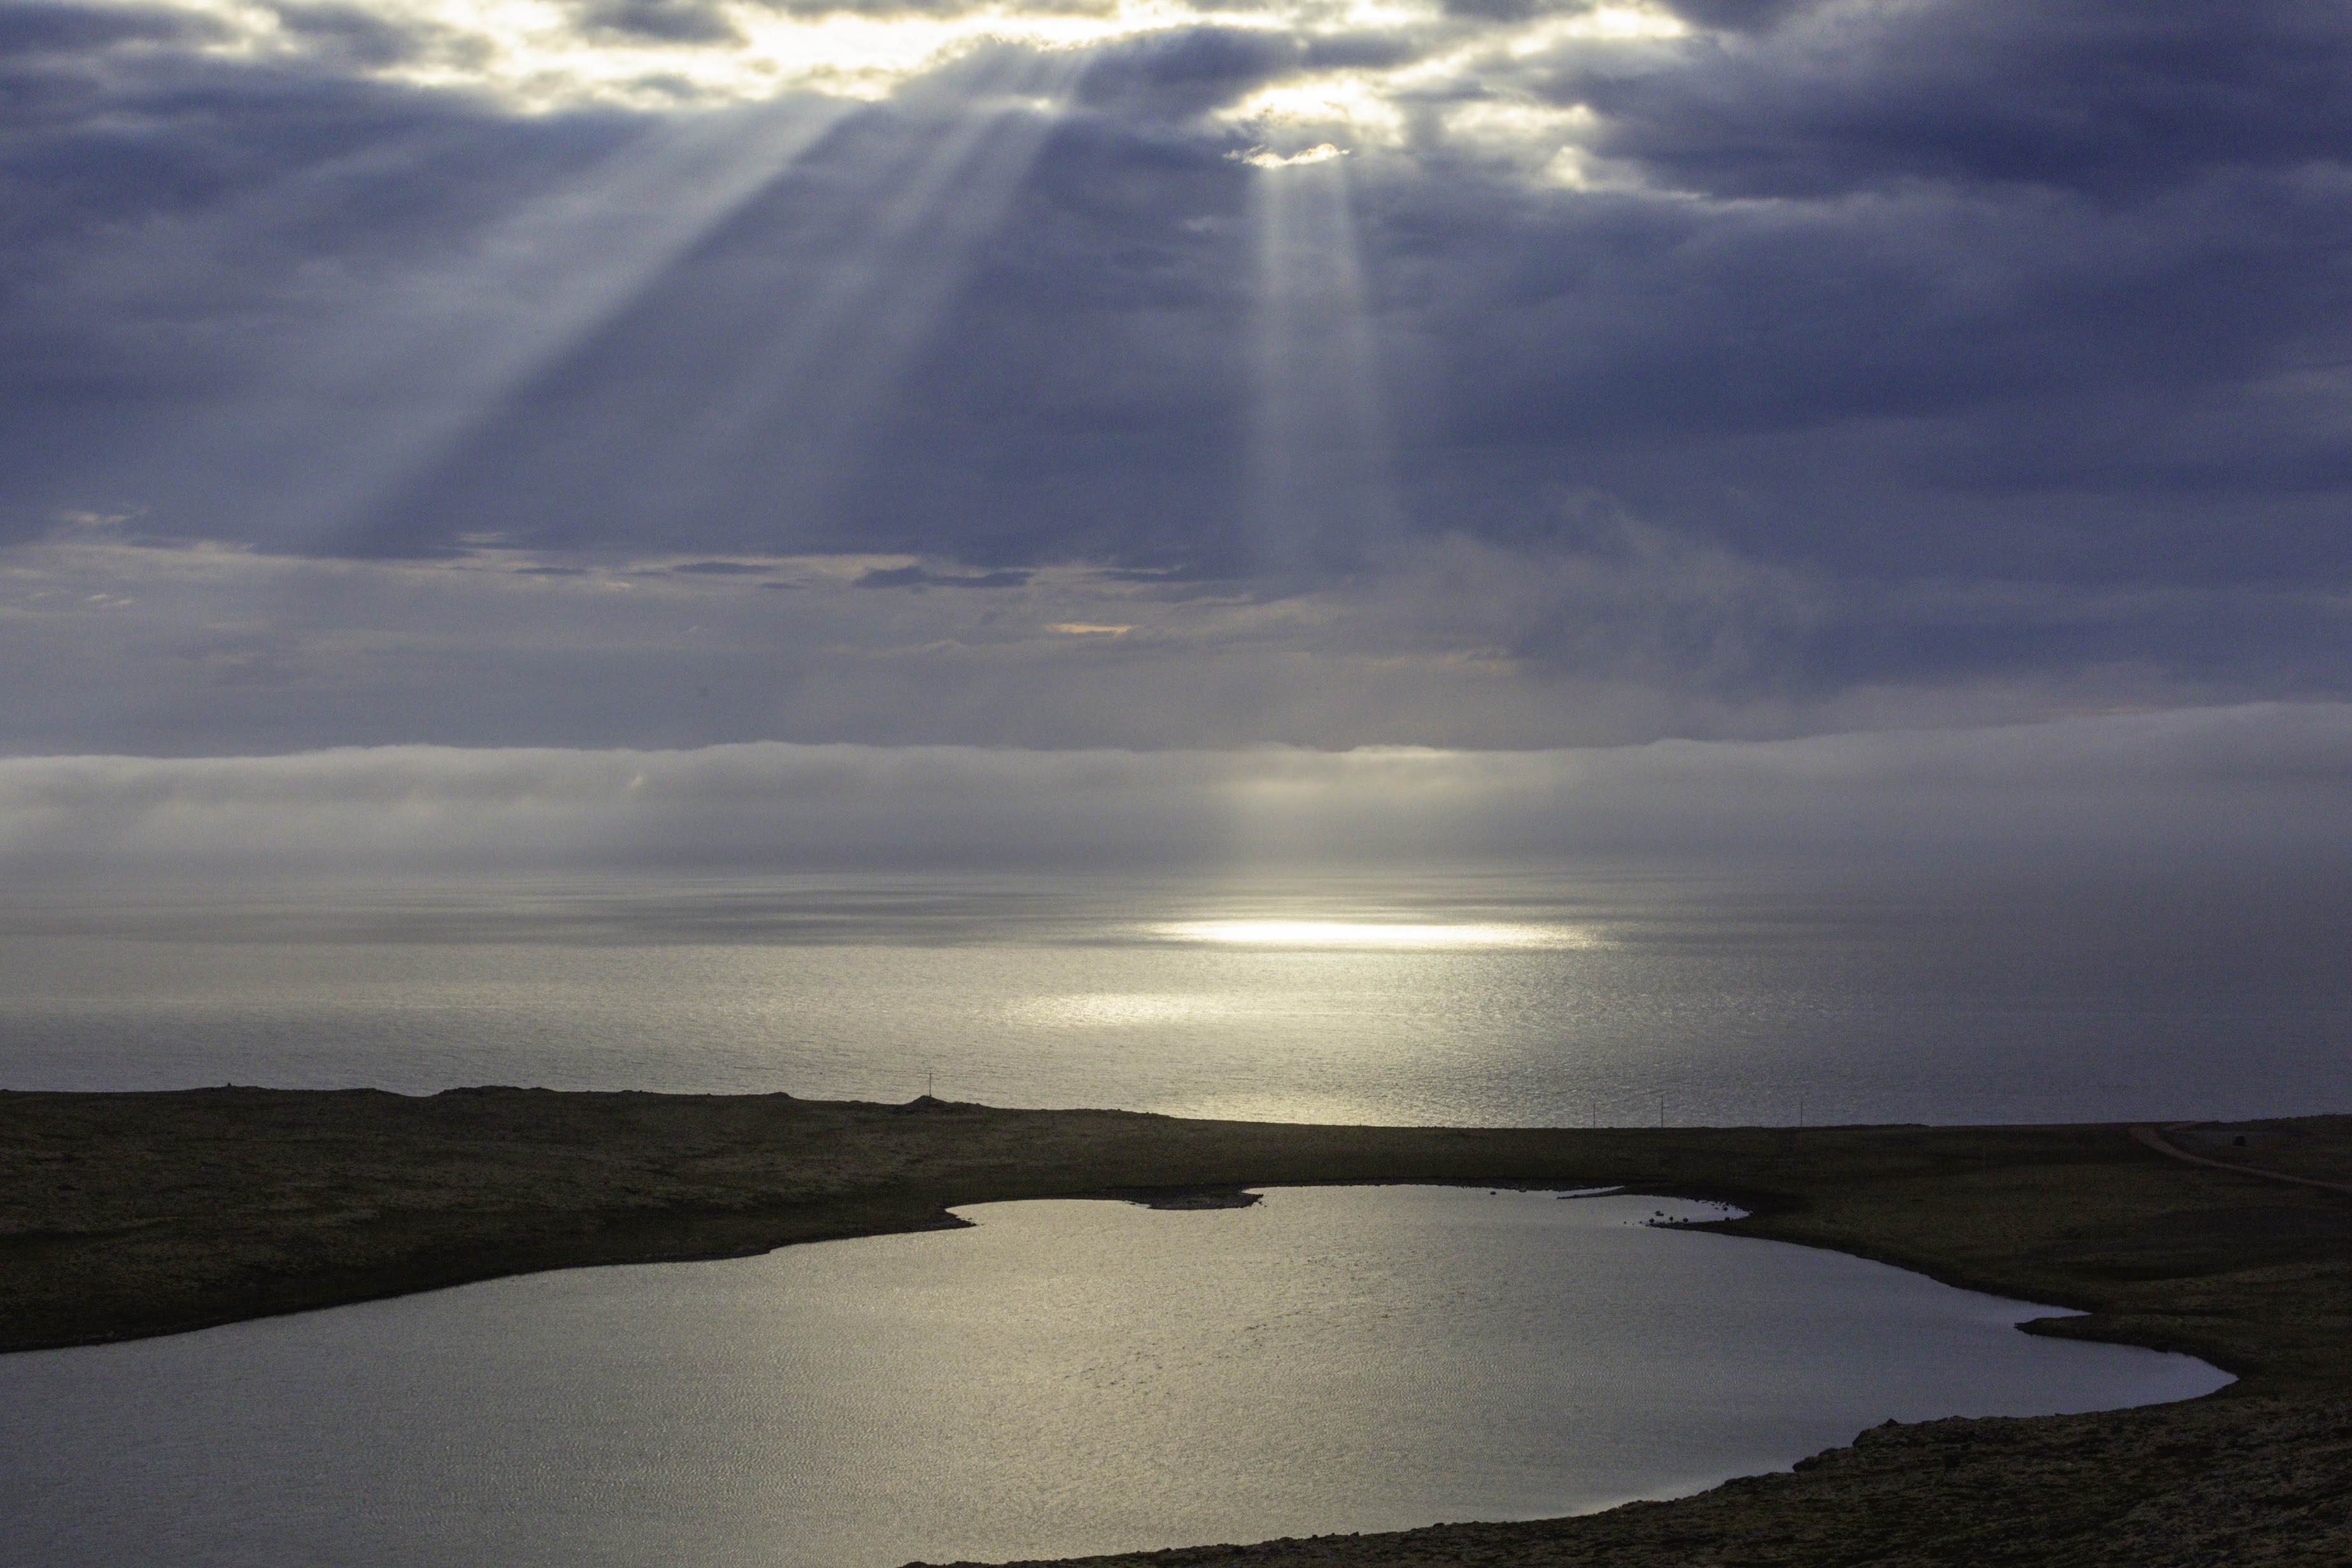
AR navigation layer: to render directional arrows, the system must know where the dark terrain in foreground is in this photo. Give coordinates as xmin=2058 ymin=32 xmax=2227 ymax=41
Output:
xmin=3 ymin=1089 xmax=2348 ymax=1565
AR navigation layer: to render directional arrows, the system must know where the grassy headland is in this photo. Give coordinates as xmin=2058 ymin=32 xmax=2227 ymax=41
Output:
xmin=4 ymin=1089 xmax=2348 ymax=1563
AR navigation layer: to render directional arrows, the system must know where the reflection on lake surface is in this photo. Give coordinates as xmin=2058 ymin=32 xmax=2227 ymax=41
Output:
xmin=1 ymin=1188 xmax=2228 ymax=1568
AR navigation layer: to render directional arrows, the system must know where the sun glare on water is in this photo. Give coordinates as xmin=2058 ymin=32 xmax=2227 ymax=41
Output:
xmin=1156 ymin=920 xmax=1578 ymax=949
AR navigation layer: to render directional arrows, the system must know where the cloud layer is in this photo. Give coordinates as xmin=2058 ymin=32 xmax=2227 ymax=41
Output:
xmin=12 ymin=521 xmax=2333 ymax=756
xmin=7 ymin=704 xmax=2347 ymax=880
xmin=3 ymin=0 xmax=2348 ymax=752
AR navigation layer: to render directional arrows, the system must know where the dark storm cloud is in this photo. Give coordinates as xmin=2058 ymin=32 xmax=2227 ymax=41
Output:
xmin=1072 ymin=27 xmax=1300 ymax=121
xmin=0 ymin=18 xmax=635 ymax=425
xmin=0 ymin=2 xmax=216 ymax=55
xmin=572 ymin=0 xmax=744 ymax=45
xmin=854 ymin=565 xmax=1035 ymax=588
xmin=1 ymin=0 xmax=2349 ymax=730
xmin=1652 ymin=0 xmax=1817 ymax=32
xmin=264 ymin=4 xmax=429 ymax=67
xmin=1572 ymin=0 xmax=2352 ymax=199
xmin=1414 ymin=171 xmax=2352 ymax=489
xmin=1437 ymin=0 xmax=1601 ymax=23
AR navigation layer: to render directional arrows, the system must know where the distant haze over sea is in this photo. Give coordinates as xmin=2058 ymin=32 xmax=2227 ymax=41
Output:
xmin=3 ymin=707 xmax=2343 ymax=1124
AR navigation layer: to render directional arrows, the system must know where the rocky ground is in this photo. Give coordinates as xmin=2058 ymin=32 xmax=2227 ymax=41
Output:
xmin=4 ymin=1091 xmax=2349 ymax=1563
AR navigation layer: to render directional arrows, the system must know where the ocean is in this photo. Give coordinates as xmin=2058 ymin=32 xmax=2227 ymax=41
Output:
xmin=3 ymin=867 xmax=2342 ymax=1124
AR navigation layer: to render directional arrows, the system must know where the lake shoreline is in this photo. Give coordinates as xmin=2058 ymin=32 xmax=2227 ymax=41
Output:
xmin=4 ymin=1090 xmax=2348 ymax=1562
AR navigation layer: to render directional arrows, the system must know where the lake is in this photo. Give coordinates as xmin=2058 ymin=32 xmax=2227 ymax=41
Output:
xmin=0 ymin=1187 xmax=2228 ymax=1568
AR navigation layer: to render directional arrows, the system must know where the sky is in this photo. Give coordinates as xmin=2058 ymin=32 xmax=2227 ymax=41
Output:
xmin=3 ymin=0 xmax=2349 ymax=874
